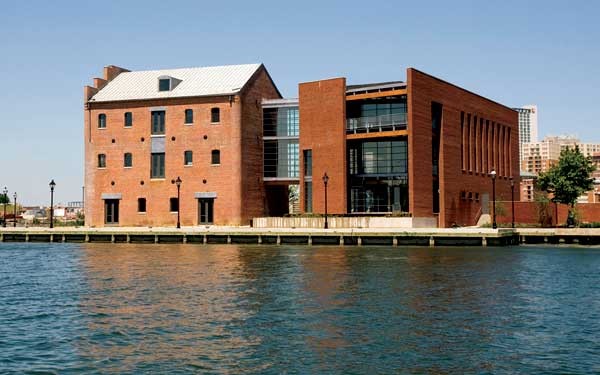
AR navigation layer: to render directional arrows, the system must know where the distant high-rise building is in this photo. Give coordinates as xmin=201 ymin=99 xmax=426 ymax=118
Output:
xmin=513 ymin=105 xmax=538 ymax=161
xmin=520 ymin=135 xmax=600 ymax=175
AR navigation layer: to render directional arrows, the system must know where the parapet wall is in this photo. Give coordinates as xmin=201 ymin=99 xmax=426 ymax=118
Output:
xmin=252 ymin=216 xmax=438 ymax=229
xmin=494 ymin=201 xmax=600 ymax=226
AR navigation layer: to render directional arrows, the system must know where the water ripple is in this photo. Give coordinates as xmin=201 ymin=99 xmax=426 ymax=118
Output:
xmin=1 ymin=243 xmax=600 ymax=373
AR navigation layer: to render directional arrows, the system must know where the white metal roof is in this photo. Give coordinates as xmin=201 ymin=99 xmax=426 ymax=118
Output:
xmin=90 ymin=63 xmax=262 ymax=102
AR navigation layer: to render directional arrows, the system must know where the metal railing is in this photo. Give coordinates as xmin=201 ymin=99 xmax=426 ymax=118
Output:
xmin=346 ymin=113 xmax=408 ymax=134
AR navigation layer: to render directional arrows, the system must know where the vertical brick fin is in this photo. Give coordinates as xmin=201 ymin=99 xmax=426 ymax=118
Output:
xmin=299 ymin=78 xmax=347 ymax=214
xmin=103 ymin=65 xmax=130 ymax=82
xmin=407 ymin=68 xmax=519 ymax=227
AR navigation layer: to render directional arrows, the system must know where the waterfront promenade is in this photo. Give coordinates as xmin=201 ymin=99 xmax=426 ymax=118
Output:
xmin=1 ymin=226 xmax=599 ymax=246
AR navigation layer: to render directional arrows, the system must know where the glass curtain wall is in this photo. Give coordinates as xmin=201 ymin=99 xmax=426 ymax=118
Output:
xmin=263 ymin=107 xmax=299 ymax=179
xmin=348 ymin=139 xmax=409 ymax=213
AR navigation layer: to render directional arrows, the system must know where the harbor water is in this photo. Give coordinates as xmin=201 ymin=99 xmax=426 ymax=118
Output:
xmin=1 ymin=243 xmax=599 ymax=374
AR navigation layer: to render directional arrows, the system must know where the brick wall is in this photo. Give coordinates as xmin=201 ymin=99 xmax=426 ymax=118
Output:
xmin=298 ymin=78 xmax=347 ymax=214
xmin=407 ymin=68 xmax=519 ymax=227
xmin=495 ymin=201 xmax=600 ymax=225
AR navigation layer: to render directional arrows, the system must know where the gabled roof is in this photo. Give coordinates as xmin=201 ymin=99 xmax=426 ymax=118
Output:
xmin=89 ymin=63 xmax=263 ymax=102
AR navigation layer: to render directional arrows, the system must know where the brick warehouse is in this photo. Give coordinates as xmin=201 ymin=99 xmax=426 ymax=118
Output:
xmin=84 ymin=64 xmax=518 ymax=228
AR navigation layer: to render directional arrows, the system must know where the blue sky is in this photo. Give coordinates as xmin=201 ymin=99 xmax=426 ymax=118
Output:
xmin=0 ymin=0 xmax=599 ymax=205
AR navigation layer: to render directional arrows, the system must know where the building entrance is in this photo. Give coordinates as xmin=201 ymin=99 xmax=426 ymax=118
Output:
xmin=198 ymin=198 xmax=214 ymax=224
xmin=104 ymin=199 xmax=119 ymax=224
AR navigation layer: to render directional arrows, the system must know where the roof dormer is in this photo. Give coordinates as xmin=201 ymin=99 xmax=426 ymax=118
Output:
xmin=158 ymin=75 xmax=182 ymax=92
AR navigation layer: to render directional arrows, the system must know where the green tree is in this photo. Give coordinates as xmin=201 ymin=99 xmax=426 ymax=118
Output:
xmin=0 ymin=193 xmax=9 ymax=205
xmin=537 ymin=146 xmax=595 ymax=224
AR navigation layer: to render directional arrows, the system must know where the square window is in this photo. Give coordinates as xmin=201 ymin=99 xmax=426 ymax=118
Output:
xmin=98 ymin=154 xmax=106 ymax=168
xmin=151 ymin=153 xmax=165 ymax=178
xmin=124 ymin=112 xmax=133 ymax=127
xmin=211 ymin=107 xmax=220 ymax=123
xmin=185 ymin=109 xmax=193 ymax=124
xmin=170 ymin=197 xmax=179 ymax=212
xmin=159 ymin=78 xmax=170 ymax=92
xmin=138 ymin=198 xmax=146 ymax=213
xmin=151 ymin=111 xmax=165 ymax=135
xmin=211 ymin=150 xmax=220 ymax=165
xmin=184 ymin=150 xmax=193 ymax=166
xmin=98 ymin=114 xmax=106 ymax=129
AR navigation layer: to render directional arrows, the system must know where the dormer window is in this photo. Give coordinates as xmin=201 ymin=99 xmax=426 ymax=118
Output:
xmin=158 ymin=75 xmax=181 ymax=92
xmin=158 ymin=78 xmax=171 ymax=91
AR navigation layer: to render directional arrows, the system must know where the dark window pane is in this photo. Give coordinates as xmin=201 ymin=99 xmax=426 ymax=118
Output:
xmin=151 ymin=111 xmax=165 ymax=134
xmin=151 ymin=153 xmax=165 ymax=178
xmin=211 ymin=108 xmax=220 ymax=123
xmin=124 ymin=153 xmax=132 ymax=167
xmin=211 ymin=150 xmax=220 ymax=165
xmin=138 ymin=198 xmax=146 ymax=213
xmin=124 ymin=112 xmax=132 ymax=127
xmin=98 ymin=154 xmax=106 ymax=168
xmin=170 ymin=197 xmax=179 ymax=212
xmin=185 ymin=109 xmax=193 ymax=124
xmin=303 ymin=150 xmax=312 ymax=177
xmin=184 ymin=150 xmax=193 ymax=165
xmin=304 ymin=181 xmax=312 ymax=213
xmin=98 ymin=114 xmax=106 ymax=128
xmin=159 ymin=79 xmax=170 ymax=91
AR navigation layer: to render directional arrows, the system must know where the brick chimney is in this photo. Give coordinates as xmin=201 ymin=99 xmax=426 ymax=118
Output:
xmin=84 ymin=65 xmax=130 ymax=103
xmin=103 ymin=65 xmax=130 ymax=82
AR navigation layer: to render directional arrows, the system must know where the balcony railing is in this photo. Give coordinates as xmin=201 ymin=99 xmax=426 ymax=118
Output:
xmin=346 ymin=113 xmax=407 ymax=134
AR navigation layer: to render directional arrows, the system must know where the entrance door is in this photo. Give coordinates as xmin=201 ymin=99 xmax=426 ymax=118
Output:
xmin=104 ymin=199 xmax=119 ymax=224
xmin=198 ymin=199 xmax=214 ymax=224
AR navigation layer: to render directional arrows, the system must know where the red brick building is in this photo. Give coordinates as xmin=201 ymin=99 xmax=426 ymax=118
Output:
xmin=264 ymin=69 xmax=519 ymax=227
xmin=84 ymin=64 xmax=280 ymax=226
xmin=85 ymin=64 xmax=518 ymax=228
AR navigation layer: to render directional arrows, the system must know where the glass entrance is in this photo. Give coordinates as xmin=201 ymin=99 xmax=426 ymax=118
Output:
xmin=198 ymin=199 xmax=214 ymax=224
xmin=104 ymin=199 xmax=119 ymax=224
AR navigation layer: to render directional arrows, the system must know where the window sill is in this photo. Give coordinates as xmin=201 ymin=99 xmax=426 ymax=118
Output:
xmin=97 ymin=167 xmax=107 ymax=170
xmin=124 ymin=166 xmax=133 ymax=169
xmin=150 ymin=134 xmax=165 ymax=137
xmin=138 ymin=212 xmax=146 ymax=215
xmin=98 ymin=127 xmax=107 ymax=130
xmin=170 ymin=211 xmax=179 ymax=214
xmin=150 ymin=178 xmax=166 ymax=181
xmin=184 ymin=164 xmax=193 ymax=167
xmin=210 ymin=122 xmax=220 ymax=125
xmin=184 ymin=123 xmax=193 ymax=126
xmin=211 ymin=164 xmax=220 ymax=167
xmin=124 ymin=126 xmax=132 ymax=129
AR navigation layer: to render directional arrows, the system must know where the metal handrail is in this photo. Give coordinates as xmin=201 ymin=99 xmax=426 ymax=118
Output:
xmin=346 ymin=113 xmax=408 ymax=133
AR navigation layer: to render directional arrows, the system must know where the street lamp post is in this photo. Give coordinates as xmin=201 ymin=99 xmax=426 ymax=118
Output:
xmin=49 ymin=180 xmax=56 ymax=229
xmin=510 ymin=177 xmax=515 ymax=229
xmin=322 ymin=173 xmax=329 ymax=229
xmin=172 ymin=176 xmax=182 ymax=229
xmin=2 ymin=187 xmax=7 ymax=228
xmin=490 ymin=169 xmax=497 ymax=229
xmin=13 ymin=192 xmax=17 ymax=228
xmin=2 ymin=187 xmax=8 ymax=228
